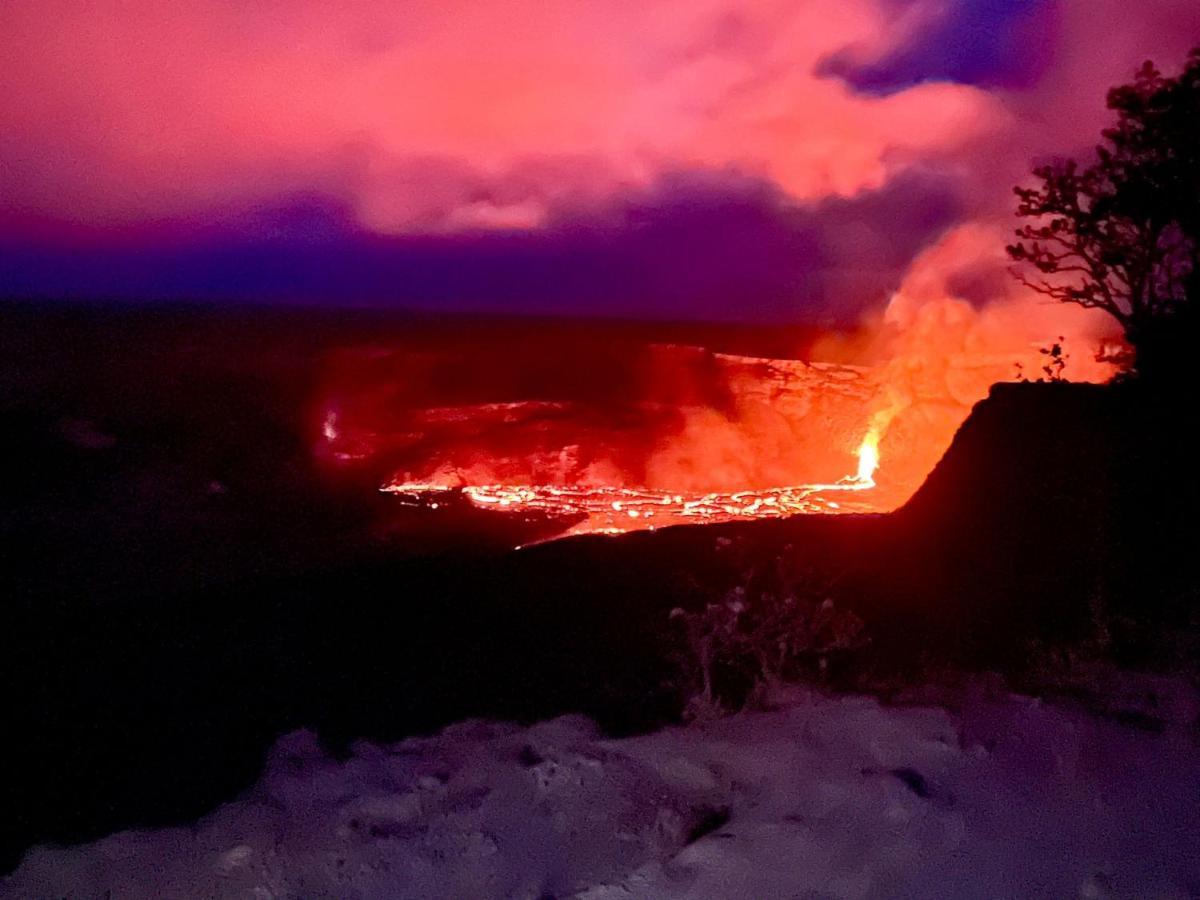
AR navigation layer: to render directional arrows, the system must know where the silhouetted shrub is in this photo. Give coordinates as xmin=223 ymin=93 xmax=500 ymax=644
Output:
xmin=669 ymin=542 xmax=866 ymax=717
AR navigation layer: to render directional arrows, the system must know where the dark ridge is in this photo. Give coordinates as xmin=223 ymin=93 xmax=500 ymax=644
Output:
xmin=888 ymin=380 xmax=1197 ymax=665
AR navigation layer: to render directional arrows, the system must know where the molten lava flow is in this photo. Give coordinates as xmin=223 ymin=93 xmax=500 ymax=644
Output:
xmin=382 ymin=429 xmax=884 ymax=542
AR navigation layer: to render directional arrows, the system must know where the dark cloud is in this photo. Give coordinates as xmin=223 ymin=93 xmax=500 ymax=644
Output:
xmin=1 ymin=169 xmax=962 ymax=323
xmin=820 ymin=0 xmax=1059 ymax=95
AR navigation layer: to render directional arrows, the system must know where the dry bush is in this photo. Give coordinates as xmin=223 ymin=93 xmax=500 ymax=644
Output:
xmin=670 ymin=541 xmax=867 ymax=718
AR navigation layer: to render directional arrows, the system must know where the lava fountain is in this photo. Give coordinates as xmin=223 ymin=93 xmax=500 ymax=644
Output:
xmin=853 ymin=432 xmax=880 ymax=487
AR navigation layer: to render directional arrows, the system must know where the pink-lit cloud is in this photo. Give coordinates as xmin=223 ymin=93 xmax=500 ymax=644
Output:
xmin=1 ymin=0 xmax=1010 ymax=233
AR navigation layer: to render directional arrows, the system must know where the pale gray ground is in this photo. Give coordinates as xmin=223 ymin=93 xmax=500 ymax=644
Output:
xmin=7 ymin=675 xmax=1198 ymax=899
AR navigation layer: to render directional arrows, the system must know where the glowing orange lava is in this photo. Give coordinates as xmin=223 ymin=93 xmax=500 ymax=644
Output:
xmin=382 ymin=429 xmax=883 ymax=542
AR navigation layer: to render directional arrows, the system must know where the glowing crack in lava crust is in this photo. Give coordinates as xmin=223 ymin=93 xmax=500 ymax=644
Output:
xmin=383 ymin=431 xmax=881 ymax=539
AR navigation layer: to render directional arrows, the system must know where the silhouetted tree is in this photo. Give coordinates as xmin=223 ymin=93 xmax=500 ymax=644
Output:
xmin=1008 ymin=48 xmax=1200 ymax=379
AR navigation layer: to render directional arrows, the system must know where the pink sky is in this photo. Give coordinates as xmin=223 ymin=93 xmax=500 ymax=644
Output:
xmin=3 ymin=0 xmax=1195 ymax=235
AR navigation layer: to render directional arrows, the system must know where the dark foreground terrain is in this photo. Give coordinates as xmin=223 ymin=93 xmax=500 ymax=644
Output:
xmin=1 ymin=303 xmax=1196 ymax=872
